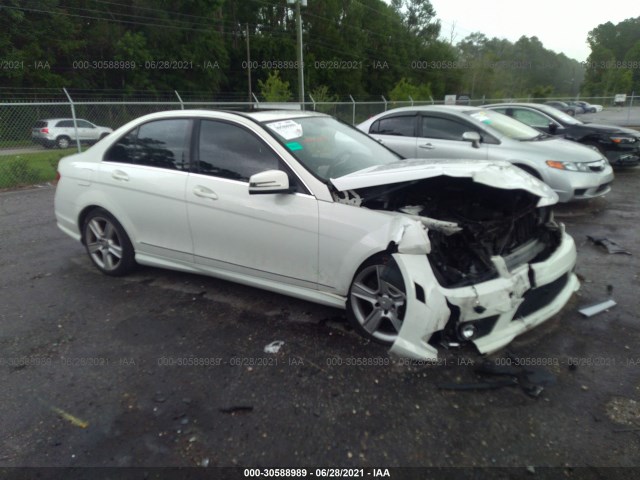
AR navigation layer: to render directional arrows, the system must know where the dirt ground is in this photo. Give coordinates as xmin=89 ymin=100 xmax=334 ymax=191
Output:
xmin=1 ymin=166 xmax=639 ymax=478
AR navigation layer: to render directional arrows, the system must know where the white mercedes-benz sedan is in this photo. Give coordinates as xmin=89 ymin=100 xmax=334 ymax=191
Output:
xmin=54 ymin=109 xmax=580 ymax=360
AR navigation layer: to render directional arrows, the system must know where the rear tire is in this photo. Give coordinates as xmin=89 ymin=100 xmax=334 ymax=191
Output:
xmin=346 ymin=254 xmax=407 ymax=345
xmin=82 ymin=209 xmax=135 ymax=276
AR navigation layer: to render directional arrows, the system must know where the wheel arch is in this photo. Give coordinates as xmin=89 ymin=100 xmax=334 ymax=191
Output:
xmin=78 ymin=205 xmax=135 ymax=247
xmin=512 ymin=162 xmax=543 ymax=180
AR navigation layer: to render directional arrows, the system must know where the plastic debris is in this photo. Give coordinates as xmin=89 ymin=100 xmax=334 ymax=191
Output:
xmin=264 ymin=340 xmax=285 ymax=354
xmin=219 ymin=405 xmax=254 ymax=414
xmin=51 ymin=406 xmax=89 ymax=429
xmin=579 ymin=299 xmax=617 ymax=317
xmin=438 ymin=358 xmax=556 ymax=398
xmin=587 ymin=236 xmax=631 ymax=255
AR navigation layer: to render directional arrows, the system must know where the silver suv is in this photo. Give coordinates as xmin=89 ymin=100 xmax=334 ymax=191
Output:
xmin=32 ymin=118 xmax=113 ymax=149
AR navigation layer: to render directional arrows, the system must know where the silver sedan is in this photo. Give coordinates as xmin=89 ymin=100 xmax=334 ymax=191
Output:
xmin=358 ymin=106 xmax=614 ymax=202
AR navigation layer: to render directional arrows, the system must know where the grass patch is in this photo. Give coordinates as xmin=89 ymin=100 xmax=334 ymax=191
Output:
xmin=0 ymin=149 xmax=76 ymax=189
xmin=0 ymin=139 xmax=33 ymax=149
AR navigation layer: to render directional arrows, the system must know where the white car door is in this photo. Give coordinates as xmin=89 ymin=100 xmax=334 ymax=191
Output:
xmin=417 ymin=114 xmax=489 ymax=160
xmin=367 ymin=114 xmax=418 ymax=158
xmin=98 ymin=118 xmax=193 ymax=262
xmin=186 ymin=119 xmax=319 ymax=288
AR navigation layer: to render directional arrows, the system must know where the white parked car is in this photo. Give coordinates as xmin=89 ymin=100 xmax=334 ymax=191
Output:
xmin=54 ymin=110 xmax=579 ymax=360
xmin=32 ymin=118 xmax=113 ymax=149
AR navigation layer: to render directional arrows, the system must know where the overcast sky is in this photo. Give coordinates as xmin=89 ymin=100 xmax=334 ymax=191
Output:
xmin=427 ymin=0 xmax=637 ymax=61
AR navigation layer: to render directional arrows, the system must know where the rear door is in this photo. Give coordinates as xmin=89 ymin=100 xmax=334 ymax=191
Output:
xmin=496 ymin=107 xmax=565 ymax=136
xmin=98 ymin=118 xmax=194 ymax=262
xmin=367 ymin=114 xmax=418 ymax=158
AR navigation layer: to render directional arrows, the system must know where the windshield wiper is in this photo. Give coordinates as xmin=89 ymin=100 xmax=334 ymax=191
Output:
xmin=521 ymin=133 xmax=548 ymax=141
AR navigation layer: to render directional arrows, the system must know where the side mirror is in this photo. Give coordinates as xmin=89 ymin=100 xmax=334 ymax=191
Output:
xmin=548 ymin=123 xmax=558 ymax=134
xmin=462 ymin=131 xmax=481 ymax=148
xmin=248 ymin=170 xmax=291 ymax=195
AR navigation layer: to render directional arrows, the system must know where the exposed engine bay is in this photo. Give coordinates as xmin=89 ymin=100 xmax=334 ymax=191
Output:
xmin=335 ymin=176 xmax=563 ymax=288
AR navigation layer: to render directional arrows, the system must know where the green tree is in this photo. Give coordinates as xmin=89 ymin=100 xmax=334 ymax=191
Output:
xmin=258 ymin=70 xmax=292 ymax=101
xmin=389 ymin=78 xmax=432 ymax=101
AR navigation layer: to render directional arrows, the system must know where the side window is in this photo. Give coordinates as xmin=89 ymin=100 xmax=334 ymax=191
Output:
xmin=197 ymin=120 xmax=280 ymax=182
xmin=371 ymin=115 xmax=415 ymax=136
xmin=513 ymin=109 xmax=551 ymax=128
xmin=104 ymin=119 xmax=191 ymax=171
xmin=104 ymin=130 xmax=138 ymax=164
xmin=421 ymin=116 xmax=474 ymax=141
xmin=134 ymin=119 xmax=191 ymax=170
xmin=77 ymin=120 xmax=94 ymax=128
xmin=56 ymin=120 xmax=73 ymax=128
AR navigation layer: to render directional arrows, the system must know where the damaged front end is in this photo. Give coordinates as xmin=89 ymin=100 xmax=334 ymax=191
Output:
xmin=333 ymin=165 xmax=579 ymax=360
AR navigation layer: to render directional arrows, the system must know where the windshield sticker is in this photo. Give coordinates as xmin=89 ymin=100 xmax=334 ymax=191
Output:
xmin=285 ymin=141 xmax=303 ymax=151
xmin=470 ymin=112 xmax=492 ymax=124
xmin=268 ymin=120 xmax=303 ymax=140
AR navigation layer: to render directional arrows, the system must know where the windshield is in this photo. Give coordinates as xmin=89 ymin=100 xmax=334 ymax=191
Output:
xmin=464 ymin=109 xmax=542 ymax=141
xmin=263 ymin=116 xmax=401 ymax=181
xmin=535 ymin=104 xmax=583 ymax=125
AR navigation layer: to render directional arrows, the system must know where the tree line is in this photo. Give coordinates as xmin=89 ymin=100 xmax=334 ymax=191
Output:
xmin=1 ymin=0 xmax=635 ymax=101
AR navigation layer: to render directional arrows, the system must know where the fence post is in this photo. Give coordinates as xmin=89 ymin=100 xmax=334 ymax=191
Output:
xmin=628 ymin=91 xmax=635 ymax=125
xmin=408 ymin=95 xmax=414 ymax=106
xmin=63 ymin=88 xmax=81 ymax=153
xmin=349 ymin=95 xmax=356 ymax=125
xmin=429 ymin=95 xmax=434 ymax=105
xmin=381 ymin=95 xmax=388 ymax=112
xmin=309 ymin=93 xmax=316 ymax=111
xmin=175 ymin=90 xmax=184 ymax=110
xmin=252 ymin=93 xmax=260 ymax=108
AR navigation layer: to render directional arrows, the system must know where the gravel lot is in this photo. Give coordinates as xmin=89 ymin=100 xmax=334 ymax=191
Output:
xmin=1 ymin=167 xmax=639 ymax=477
xmin=579 ymin=106 xmax=640 ymax=127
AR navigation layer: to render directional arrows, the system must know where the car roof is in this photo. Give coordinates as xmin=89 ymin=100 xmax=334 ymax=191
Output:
xmin=114 ymin=109 xmax=329 ymax=124
xmin=244 ymin=109 xmax=330 ymax=122
xmin=483 ymin=102 xmax=554 ymax=109
xmin=37 ymin=118 xmax=89 ymax=122
xmin=370 ymin=105 xmax=480 ymax=115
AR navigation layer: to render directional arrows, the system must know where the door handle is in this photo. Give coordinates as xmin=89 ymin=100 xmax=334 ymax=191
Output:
xmin=193 ymin=185 xmax=218 ymax=200
xmin=111 ymin=170 xmax=129 ymax=181
xmin=419 ymin=143 xmax=435 ymax=150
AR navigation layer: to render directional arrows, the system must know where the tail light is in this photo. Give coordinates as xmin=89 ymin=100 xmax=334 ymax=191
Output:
xmin=41 ymin=128 xmax=49 ymax=134
xmin=54 ymin=171 xmax=61 ymax=185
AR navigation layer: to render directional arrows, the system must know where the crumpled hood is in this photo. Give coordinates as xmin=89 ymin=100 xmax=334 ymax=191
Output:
xmin=330 ymin=158 xmax=559 ymax=207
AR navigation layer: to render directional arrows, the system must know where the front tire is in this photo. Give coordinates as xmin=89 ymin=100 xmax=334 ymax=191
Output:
xmin=56 ymin=136 xmax=71 ymax=149
xmin=83 ymin=209 xmax=135 ymax=276
xmin=346 ymin=254 xmax=407 ymax=345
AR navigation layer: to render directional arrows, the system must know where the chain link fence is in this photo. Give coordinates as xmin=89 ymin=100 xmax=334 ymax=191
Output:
xmin=1 ymin=91 xmax=638 ymax=189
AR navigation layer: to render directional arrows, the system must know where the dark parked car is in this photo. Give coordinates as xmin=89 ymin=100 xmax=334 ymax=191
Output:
xmin=484 ymin=103 xmax=640 ymax=167
xmin=544 ymin=101 xmax=583 ymax=116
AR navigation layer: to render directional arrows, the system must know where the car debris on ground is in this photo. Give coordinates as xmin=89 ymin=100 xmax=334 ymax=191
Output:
xmin=587 ymin=235 xmax=632 ymax=255
xmin=579 ymin=299 xmax=618 ymax=317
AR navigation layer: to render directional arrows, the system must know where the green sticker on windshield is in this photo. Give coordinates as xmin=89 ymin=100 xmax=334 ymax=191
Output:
xmin=286 ymin=141 xmax=303 ymax=151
